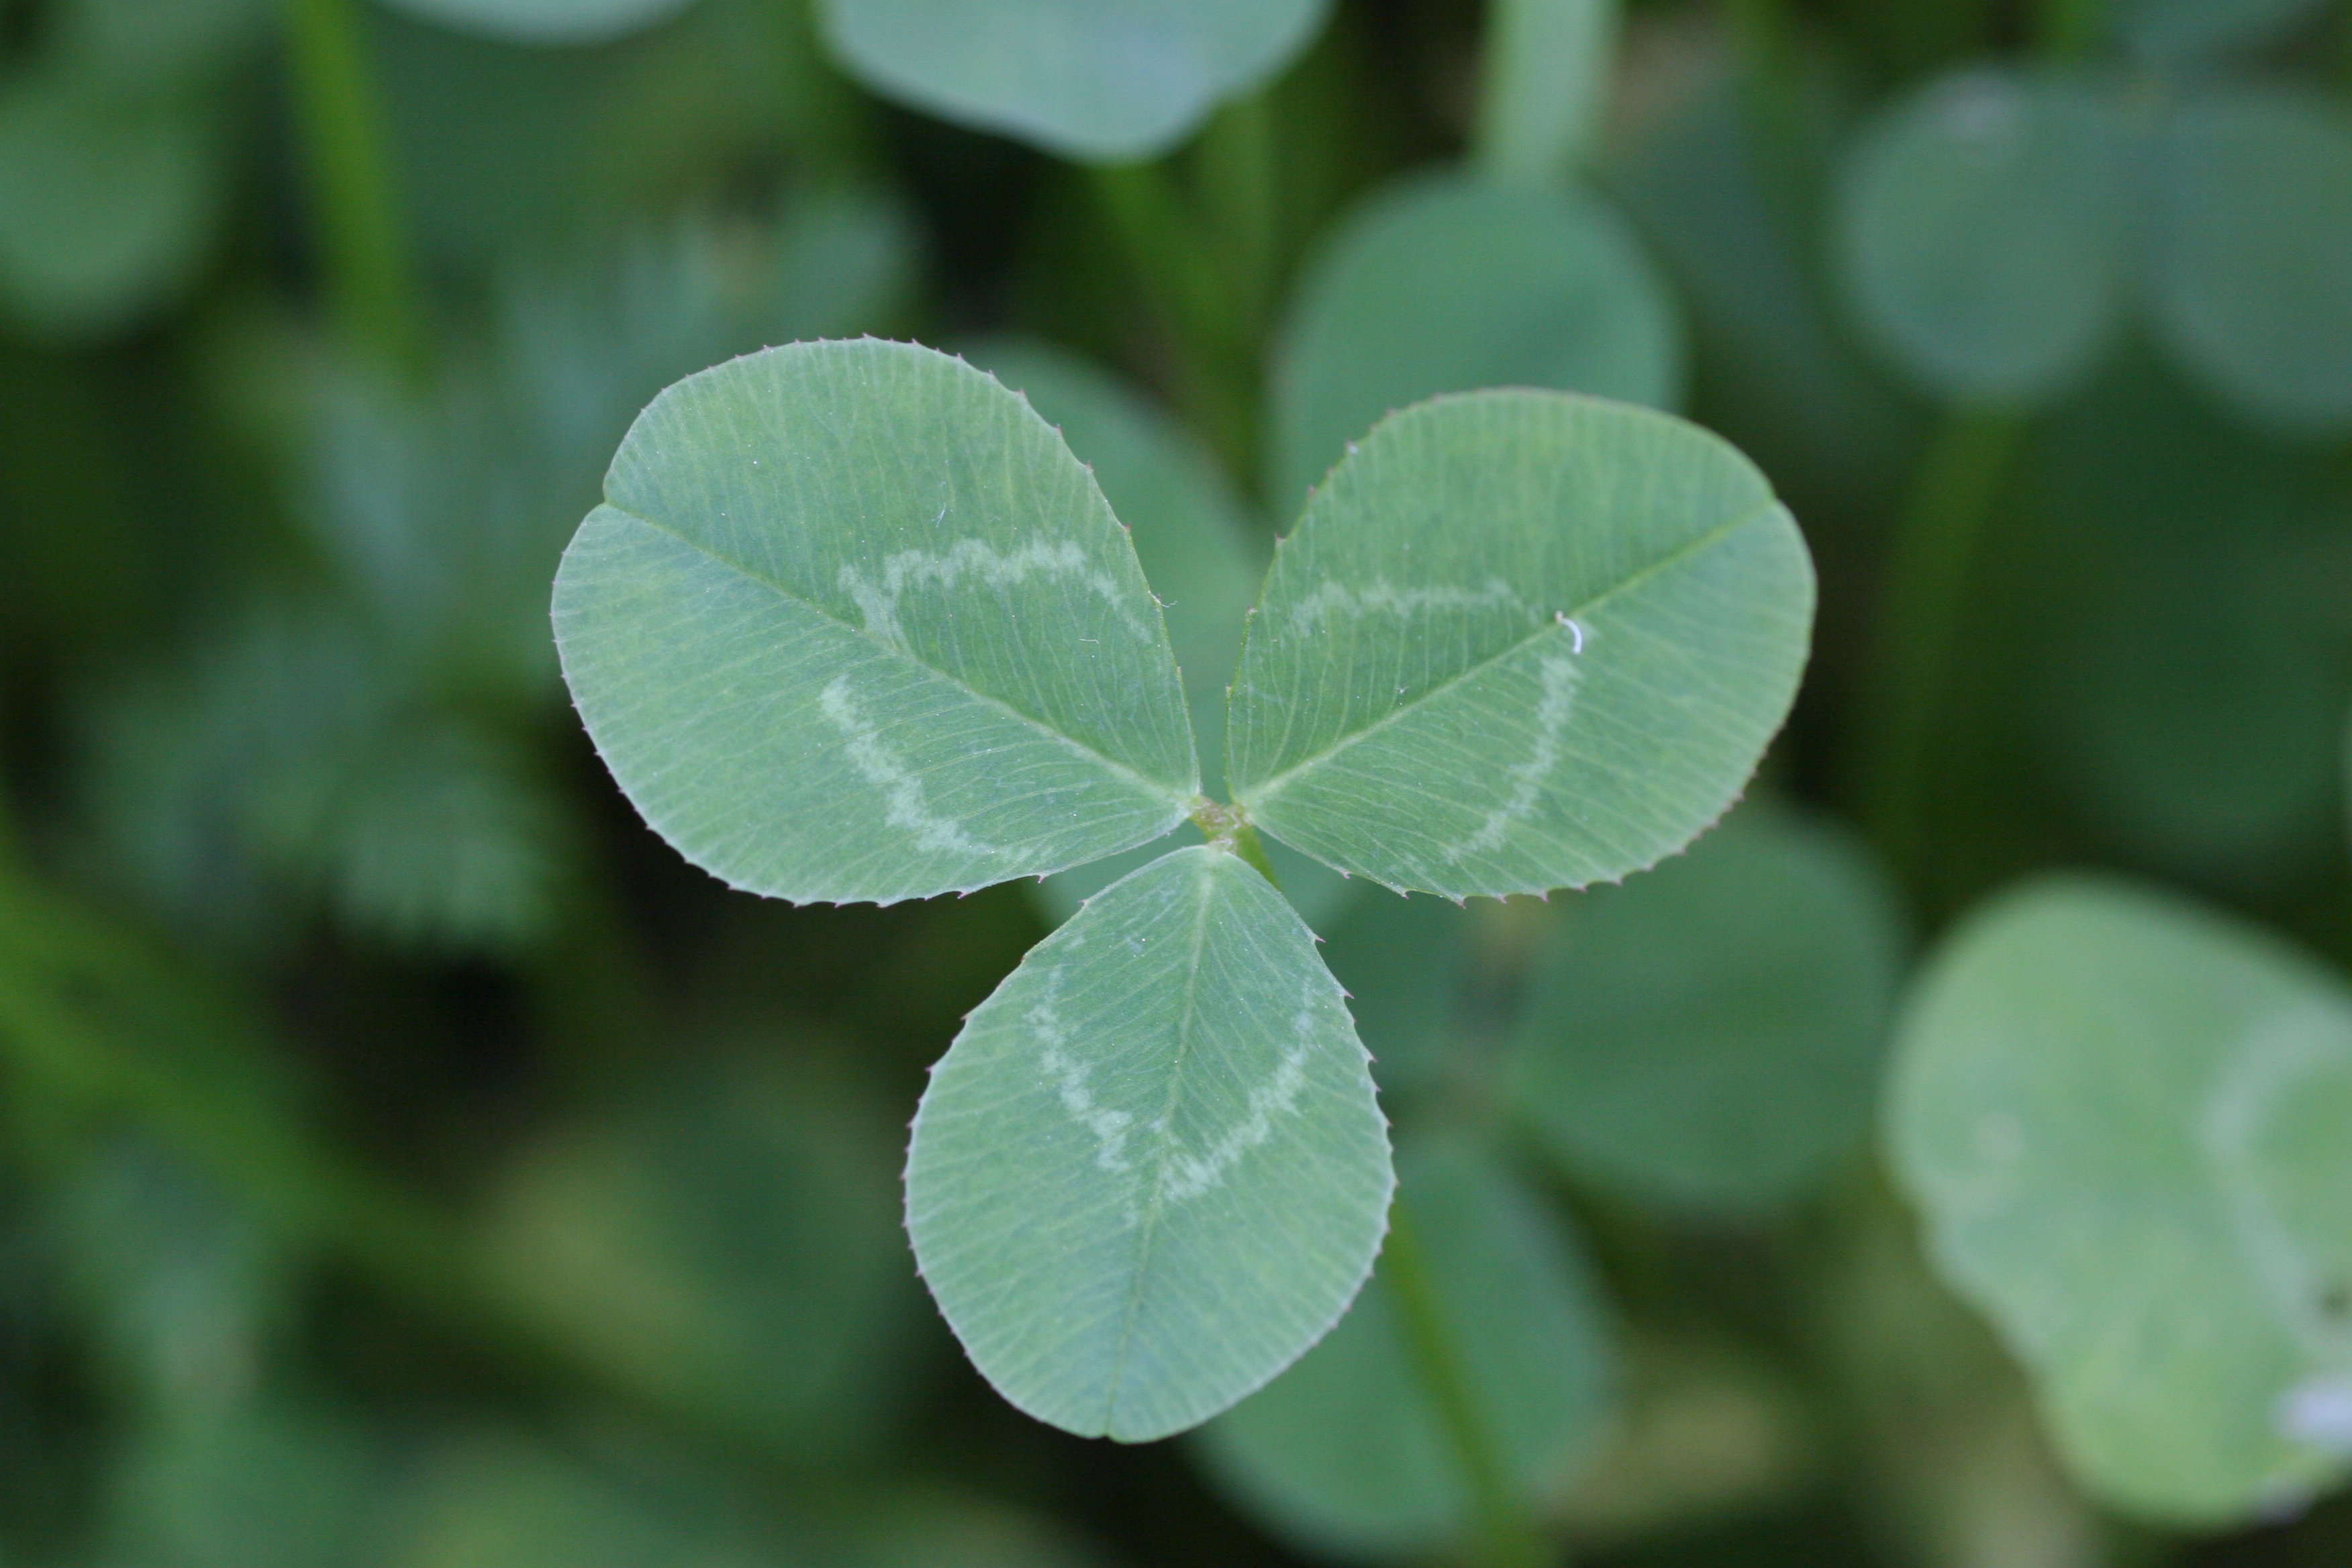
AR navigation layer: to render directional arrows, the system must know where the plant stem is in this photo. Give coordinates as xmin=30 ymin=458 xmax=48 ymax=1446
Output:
xmin=1855 ymin=406 xmax=2026 ymax=885
xmin=1190 ymin=799 xmax=1281 ymax=888
xmin=284 ymin=0 xmax=422 ymax=371
xmin=1723 ymin=0 xmax=1810 ymax=228
xmin=1087 ymin=160 xmax=1259 ymax=489
xmin=1383 ymin=1204 xmax=1552 ymax=1568
xmin=1473 ymin=0 xmax=1618 ymax=185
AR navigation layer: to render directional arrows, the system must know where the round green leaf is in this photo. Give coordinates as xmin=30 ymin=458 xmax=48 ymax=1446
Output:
xmin=1195 ymin=1134 xmax=1615 ymax=1558
xmin=905 ymin=844 xmax=1393 ymax=1441
xmin=1269 ymin=170 xmax=1681 ymax=509
xmin=1228 ymin=390 xmax=1814 ymax=901
xmin=2151 ymin=85 xmax=2352 ymax=438
xmin=1834 ymin=68 xmax=2135 ymax=406
xmin=816 ymin=0 xmax=1329 ymax=163
xmin=375 ymin=0 xmax=696 ymax=47
xmin=2110 ymin=0 xmax=2329 ymax=60
xmin=1506 ymin=803 xmax=1906 ymax=1215
xmin=481 ymin=1050 xmax=922 ymax=1456
xmin=0 ymin=74 xmax=228 ymax=341
xmin=552 ymin=339 xmax=1199 ymax=906
xmin=1889 ymin=877 xmax=2352 ymax=1524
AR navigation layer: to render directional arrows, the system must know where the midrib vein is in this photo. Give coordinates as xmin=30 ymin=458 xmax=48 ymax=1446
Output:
xmin=1234 ymin=501 xmax=1783 ymax=809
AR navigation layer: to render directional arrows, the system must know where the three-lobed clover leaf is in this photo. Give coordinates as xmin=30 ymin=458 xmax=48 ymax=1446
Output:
xmin=1890 ymin=877 xmax=2352 ymax=1524
xmin=554 ymin=337 xmax=1816 ymax=1441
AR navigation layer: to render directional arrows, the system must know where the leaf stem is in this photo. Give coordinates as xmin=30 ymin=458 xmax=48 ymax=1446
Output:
xmin=1191 ymin=799 xmax=1281 ymax=888
xmin=284 ymin=0 xmax=422 ymax=371
xmin=1383 ymin=1202 xmax=1552 ymax=1568
xmin=1854 ymin=405 xmax=2027 ymax=886
xmin=1473 ymin=0 xmax=1618 ymax=185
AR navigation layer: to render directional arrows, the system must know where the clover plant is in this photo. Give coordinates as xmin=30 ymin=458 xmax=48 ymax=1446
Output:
xmin=552 ymin=335 xmax=1814 ymax=1437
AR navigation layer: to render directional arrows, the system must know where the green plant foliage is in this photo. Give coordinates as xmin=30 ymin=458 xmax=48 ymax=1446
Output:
xmin=1473 ymin=0 xmax=1617 ymax=185
xmin=1834 ymin=68 xmax=2133 ymax=408
xmin=376 ymin=0 xmax=695 ymax=47
xmin=2011 ymin=359 xmax=2352 ymax=892
xmin=959 ymin=337 xmax=1359 ymax=933
xmin=1196 ymin=1134 xmax=1615 ymax=1559
xmin=52 ymin=0 xmax=271 ymax=87
xmin=850 ymin=1488 xmax=1110 ymax=1568
xmin=1318 ymin=890 xmax=1473 ymax=1101
xmin=2110 ymin=0 xmax=2331 ymax=60
xmin=103 ymin=1405 xmax=382 ymax=1568
xmin=554 ymin=339 xmax=1199 ymax=905
xmin=1889 ymin=878 xmax=2352 ymax=1524
xmin=905 ymin=845 xmax=1392 ymax=1441
xmin=481 ymin=1050 xmax=921 ymax=1456
xmin=1268 ymin=171 xmax=1681 ymax=509
xmin=391 ymin=1434 xmax=778 ymax=1568
xmin=0 ymin=75 xmax=228 ymax=341
xmin=816 ymin=0 xmax=1328 ymax=162
xmin=1228 ymin=389 xmax=1813 ymax=901
xmin=2149 ymin=85 xmax=2352 ymax=438
xmin=1507 ymin=805 xmax=1905 ymax=1216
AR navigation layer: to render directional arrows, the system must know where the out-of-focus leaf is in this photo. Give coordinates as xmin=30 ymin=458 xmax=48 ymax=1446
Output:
xmin=2150 ymin=85 xmax=2352 ymax=438
xmin=1196 ymin=1134 xmax=1614 ymax=1559
xmin=0 ymin=73 xmax=228 ymax=342
xmin=391 ymin=1433 xmax=782 ymax=1568
xmin=1269 ymin=170 xmax=1681 ymax=510
xmin=1506 ymin=805 xmax=1906 ymax=1214
xmin=816 ymin=0 xmax=1330 ymax=163
xmin=1320 ymin=890 xmax=1472 ymax=1102
xmin=54 ymin=1141 xmax=287 ymax=1415
xmin=1889 ymin=877 xmax=2352 ymax=1524
xmin=103 ymin=1404 xmax=382 ymax=1568
xmin=1834 ymin=68 xmax=2135 ymax=407
xmin=375 ymin=0 xmax=810 ymax=271
xmin=907 ymin=845 xmax=1391 ymax=1441
xmin=1607 ymin=62 xmax=1925 ymax=534
xmin=1229 ymin=391 xmax=1814 ymax=901
xmin=376 ymin=0 xmax=695 ymax=48
xmin=2110 ymin=0 xmax=2329 ymax=60
xmin=851 ymin=1489 xmax=1110 ymax=1568
xmin=554 ymin=340 xmax=1199 ymax=905
xmin=481 ymin=1048 xmax=922 ymax=1457
xmin=2012 ymin=358 xmax=2352 ymax=893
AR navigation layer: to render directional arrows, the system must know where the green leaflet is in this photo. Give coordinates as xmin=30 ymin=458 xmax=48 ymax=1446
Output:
xmin=2150 ymin=85 xmax=2352 ymax=438
xmin=905 ymin=845 xmax=1391 ymax=1441
xmin=816 ymin=0 xmax=1329 ymax=164
xmin=375 ymin=0 xmax=694 ymax=46
xmin=1269 ymin=171 xmax=1681 ymax=510
xmin=1228 ymin=390 xmax=1813 ymax=901
xmin=1195 ymin=1134 xmax=1614 ymax=1558
xmin=552 ymin=339 xmax=1198 ymax=906
xmin=1506 ymin=803 xmax=1906 ymax=1215
xmin=1888 ymin=878 xmax=2352 ymax=1524
xmin=105 ymin=1405 xmax=381 ymax=1568
xmin=1834 ymin=68 xmax=2134 ymax=408
xmin=0 ymin=72 xmax=229 ymax=342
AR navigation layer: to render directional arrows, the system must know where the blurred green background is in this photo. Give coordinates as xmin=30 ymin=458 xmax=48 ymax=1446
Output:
xmin=1 ymin=0 xmax=2349 ymax=1565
